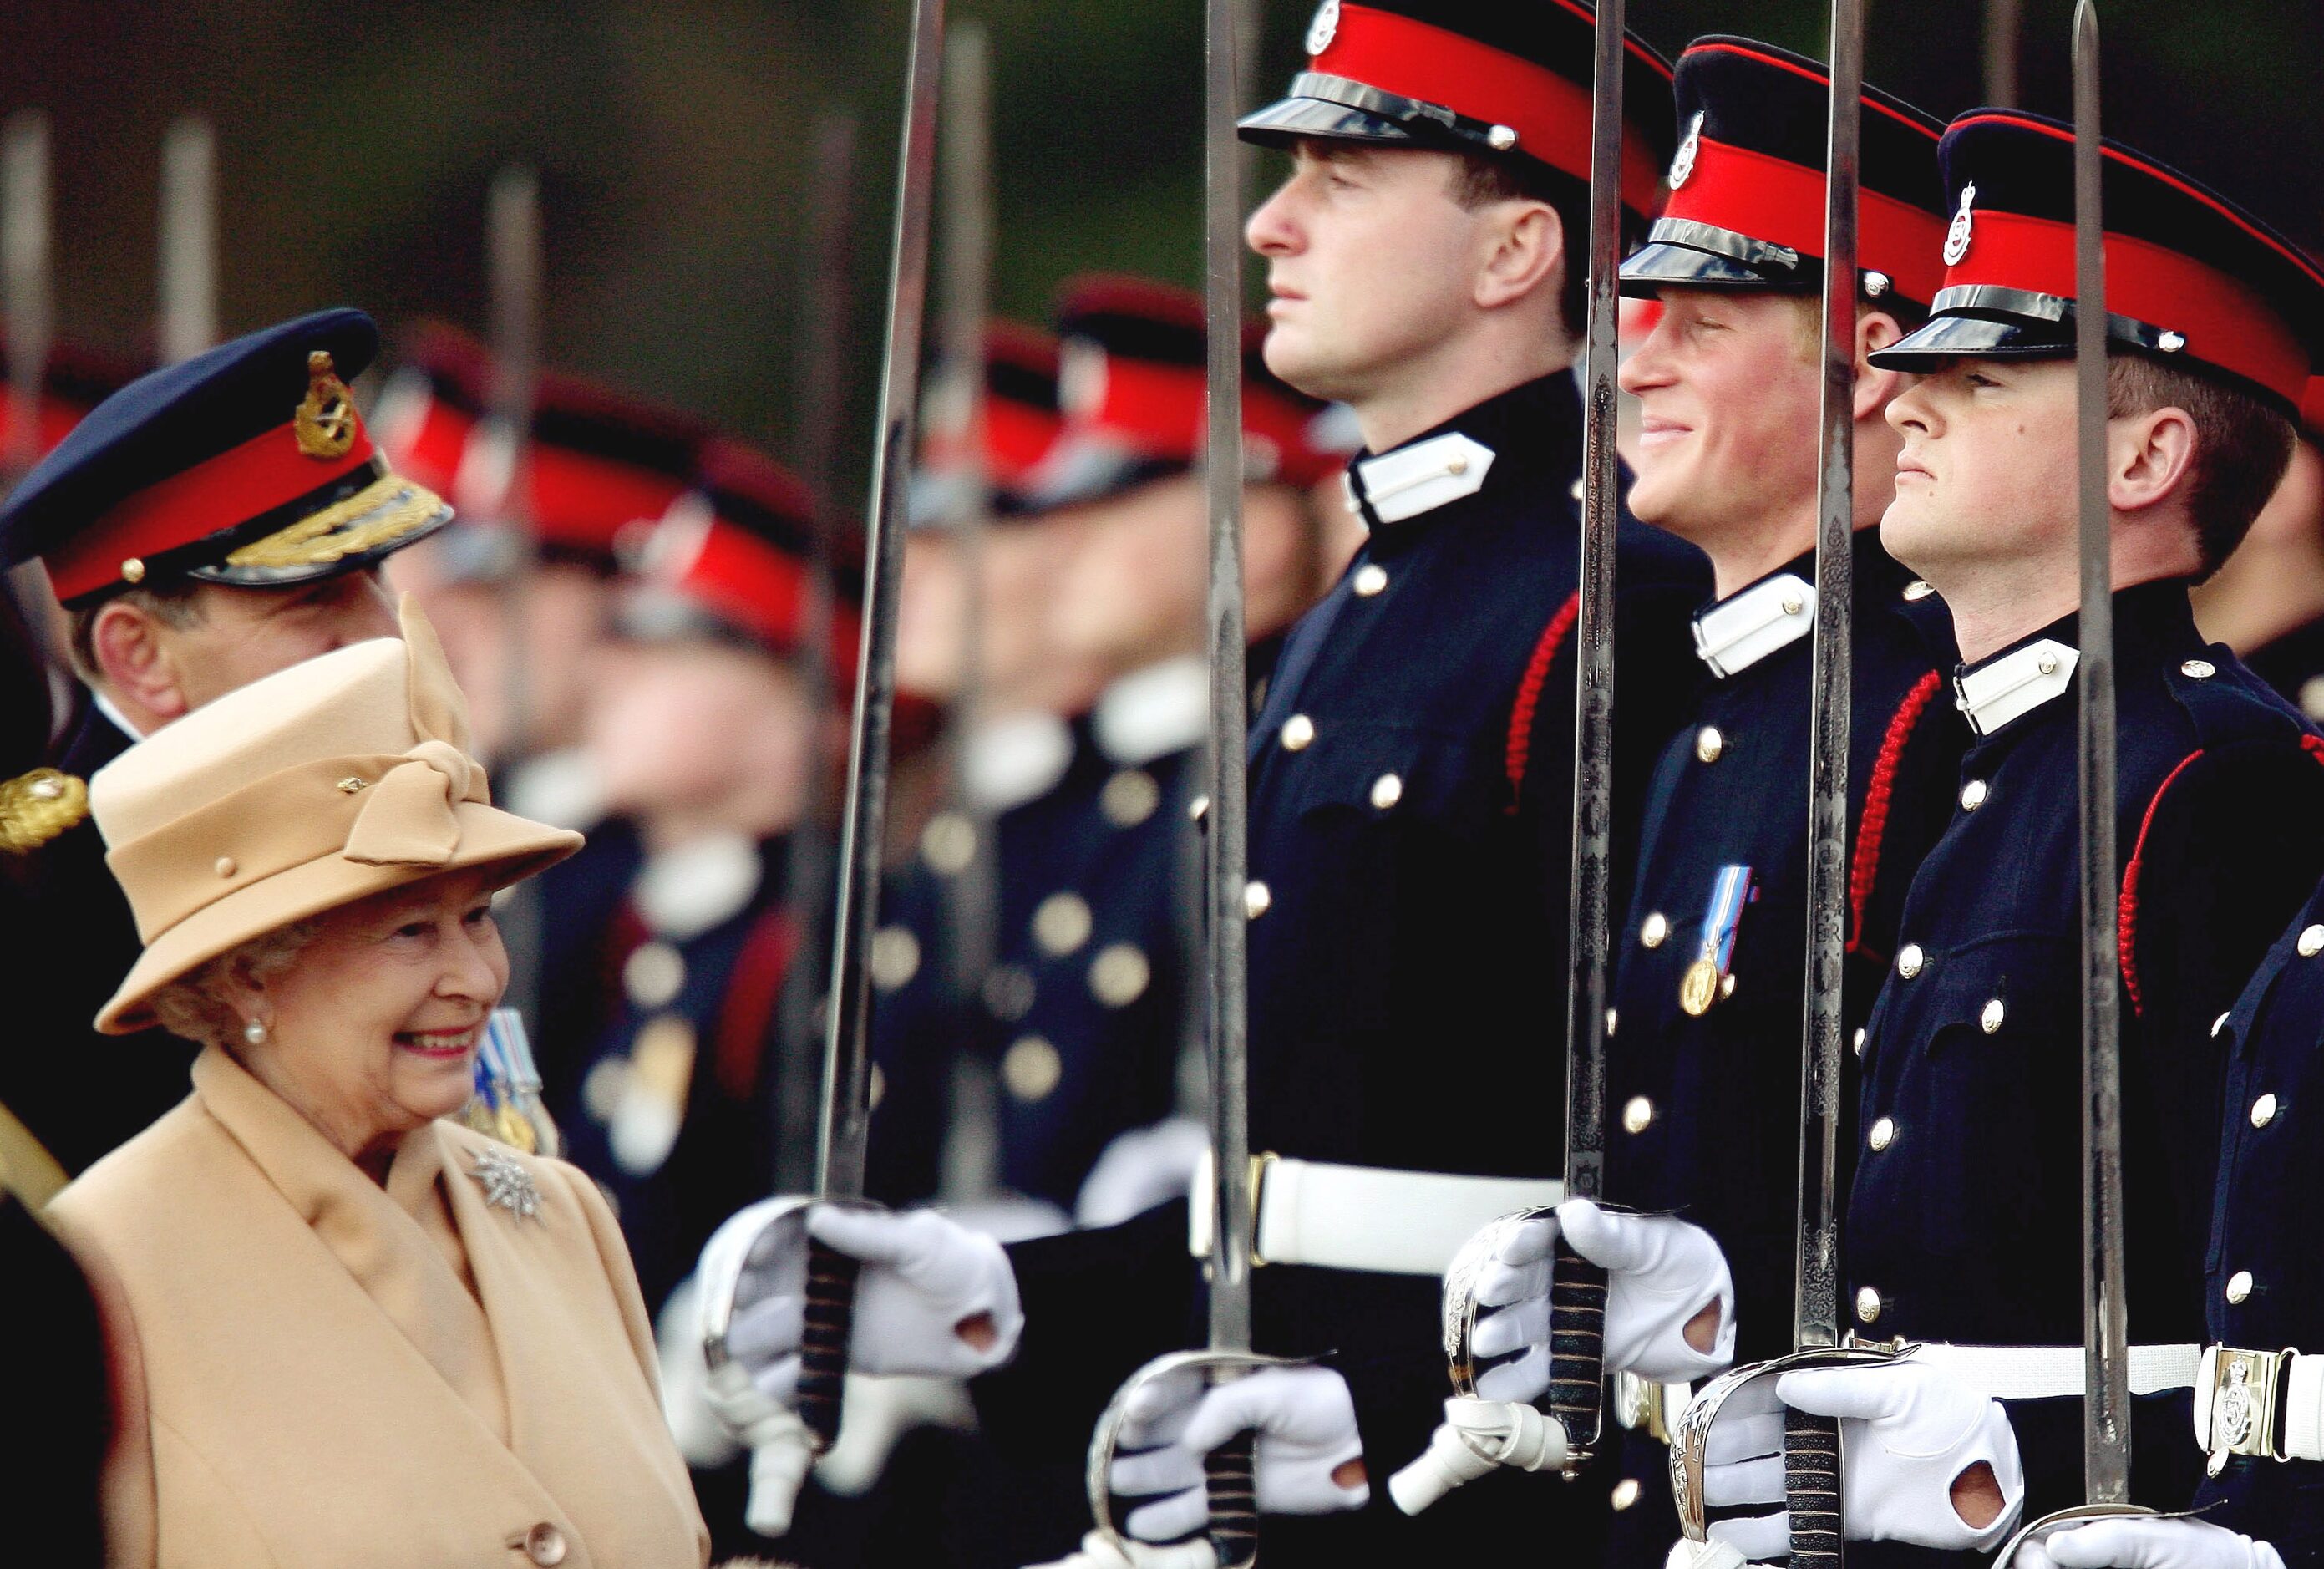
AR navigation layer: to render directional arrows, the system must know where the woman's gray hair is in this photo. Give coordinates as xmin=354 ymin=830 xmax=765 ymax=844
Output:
xmin=146 ymin=920 xmax=322 ymax=1051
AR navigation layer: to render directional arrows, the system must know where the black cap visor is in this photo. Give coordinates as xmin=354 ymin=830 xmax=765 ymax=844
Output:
xmin=1870 ymin=285 xmax=2201 ymax=380
xmin=1621 ymin=218 xmax=1814 ymax=297
xmin=1240 ymin=86 xmax=1456 ymax=156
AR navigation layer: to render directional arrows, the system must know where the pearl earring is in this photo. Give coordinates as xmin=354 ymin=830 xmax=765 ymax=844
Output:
xmin=244 ymin=1018 xmax=268 ymax=1047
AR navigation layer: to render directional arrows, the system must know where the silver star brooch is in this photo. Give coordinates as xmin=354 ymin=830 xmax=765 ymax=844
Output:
xmin=469 ymin=1146 xmax=542 ymax=1221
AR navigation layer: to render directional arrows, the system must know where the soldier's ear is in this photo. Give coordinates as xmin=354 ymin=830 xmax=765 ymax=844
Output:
xmin=1474 ymin=197 xmax=1564 ymax=313
xmin=2110 ymin=404 xmax=2200 ymax=518
xmin=1854 ymin=311 xmax=1911 ymax=420
xmin=87 ymin=597 xmax=194 ymax=726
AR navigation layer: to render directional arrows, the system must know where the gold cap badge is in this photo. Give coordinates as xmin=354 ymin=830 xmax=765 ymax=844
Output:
xmin=294 ymin=350 xmax=360 ymax=460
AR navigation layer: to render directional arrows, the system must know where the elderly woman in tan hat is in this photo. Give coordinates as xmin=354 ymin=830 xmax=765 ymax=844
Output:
xmin=48 ymin=600 xmax=708 ymax=1569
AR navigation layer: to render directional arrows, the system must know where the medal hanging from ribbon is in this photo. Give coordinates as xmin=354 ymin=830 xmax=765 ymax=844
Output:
xmin=1678 ymin=865 xmax=1753 ymax=1017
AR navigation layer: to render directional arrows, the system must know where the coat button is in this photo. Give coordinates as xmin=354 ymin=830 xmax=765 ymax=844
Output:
xmin=1244 ymin=881 xmax=1272 ymax=919
xmin=1640 ymin=912 xmax=1670 ymax=949
xmin=513 ymin=1524 xmax=566 ymax=1566
xmin=1002 ymin=1036 xmax=1063 ymax=1101
xmin=1281 ymin=714 xmax=1316 ymax=751
xmin=1695 ymin=726 xmax=1725 ymax=764
xmin=1621 ymin=1096 xmax=1655 ymax=1134
xmin=1961 ymin=779 xmax=1988 ymax=811
xmin=214 ymin=856 xmax=237 ymax=878
xmin=2226 ymin=1270 xmax=2254 ymax=1305
xmin=1370 ymin=773 xmax=1403 ymax=810
xmin=2301 ymin=925 xmax=2324 ymax=958
xmin=1896 ymin=944 xmax=1925 ymax=979
xmin=1868 ymin=1117 xmax=1895 ymax=1152
xmin=2181 ymin=659 xmax=2217 ymax=678
xmin=1033 ymin=891 xmax=1093 ymax=957
xmin=1353 ymin=563 xmax=1388 ymax=597
xmin=1981 ymin=998 xmax=2005 ymax=1034
xmin=1611 ymin=1478 xmax=1642 ymax=1511
xmin=2251 ymin=1094 xmax=2278 ymax=1129
xmin=1855 ymin=1286 xmax=1882 ymax=1324
xmin=1853 ymin=1027 xmax=1867 ymax=1059
xmin=1903 ymin=579 xmax=1936 ymax=602
xmin=625 ymin=940 xmax=687 ymax=1008
xmin=870 ymin=927 xmax=921 ymax=993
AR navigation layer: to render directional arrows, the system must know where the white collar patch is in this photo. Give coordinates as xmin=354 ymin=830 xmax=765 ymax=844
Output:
xmin=1955 ymin=637 xmax=2078 ymax=735
xmin=1093 ymin=655 xmax=1209 ymax=766
xmin=1693 ymin=573 xmax=1816 ymax=678
xmin=633 ymin=831 xmax=762 ymax=940
xmin=1352 ymin=431 xmax=1495 ymax=525
xmin=963 ymin=710 xmax=1076 ymax=813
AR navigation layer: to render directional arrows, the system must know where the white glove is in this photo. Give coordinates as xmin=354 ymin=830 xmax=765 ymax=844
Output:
xmin=1468 ymin=1201 xmax=1734 ymax=1401
xmin=2021 ymin=1519 xmax=2286 ymax=1569
xmin=703 ymin=1198 xmax=1025 ymax=1409
xmin=1701 ymin=1362 xmax=2026 ymax=1558
xmin=1024 ymin=1531 xmax=1220 ymax=1569
xmin=1076 ymin=1118 xmax=1208 ymax=1227
xmin=1386 ymin=1395 xmax=1568 ymax=1515
xmin=1109 ymin=1364 xmax=1369 ymax=1542
xmin=655 ymin=1274 xmax=742 ymax=1468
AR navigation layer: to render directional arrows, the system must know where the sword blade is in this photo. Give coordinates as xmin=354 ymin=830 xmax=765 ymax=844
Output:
xmin=2071 ymin=0 xmax=2133 ymax=1506
xmin=816 ymin=0 xmax=949 ymax=1203
xmin=3 ymin=111 xmax=49 ymax=488
xmin=1795 ymin=0 xmax=1863 ymax=1359
xmin=159 ymin=117 xmax=218 ymax=366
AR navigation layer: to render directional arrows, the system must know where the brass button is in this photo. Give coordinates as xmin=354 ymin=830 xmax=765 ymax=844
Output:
xmin=1981 ymin=998 xmax=2005 ymax=1034
xmin=2252 ymin=1094 xmax=2279 ymax=1129
xmin=1447 ymin=455 xmax=1469 ymax=475
xmin=1896 ymin=943 xmax=1925 ymax=979
xmin=1281 ymin=714 xmax=1317 ymax=752
xmin=869 ymin=1062 xmax=886 ymax=1111
xmin=2181 ymin=659 xmax=2217 ymax=679
xmin=1370 ymin=773 xmax=1404 ymax=810
xmin=1781 ymin=595 xmax=1804 ymax=617
xmin=1621 ymin=1096 xmax=1655 ymax=1135
xmin=1695 ymin=726 xmax=1725 ymax=764
xmin=624 ymin=940 xmax=687 ymax=1008
xmin=1855 ymin=1286 xmax=1882 ymax=1324
xmin=1088 ymin=942 xmax=1151 ymax=1008
xmin=1611 ymin=1478 xmax=1642 ymax=1511
xmin=1353 ymin=563 xmax=1389 ymax=597
xmin=513 ymin=1523 xmax=567 ymax=1566
xmin=2300 ymin=925 xmax=2324 ymax=958
xmin=1640 ymin=912 xmax=1670 ymax=949
xmin=1190 ymin=794 xmax=1211 ymax=822
xmin=1868 ymin=1117 xmax=1895 ymax=1152
xmin=921 ymin=811 xmax=977 ymax=875
xmin=1102 ymin=769 xmax=1162 ymax=827
xmin=121 ymin=556 xmax=146 ymax=584
xmin=1002 ymin=1036 xmax=1063 ymax=1102
xmin=2037 ymin=653 xmax=2059 ymax=676
xmin=1033 ymin=891 xmax=1094 ymax=957
xmin=214 ymin=856 xmax=237 ymax=878
xmin=2226 ymin=1270 xmax=2254 ymax=1305
xmin=1853 ymin=1027 xmax=1867 ymax=1059
xmin=1961 ymin=779 xmax=1988 ymax=811
xmin=869 ymin=927 xmax=921 ymax=993
xmin=1902 ymin=579 xmax=1936 ymax=602
xmin=1244 ymin=881 xmax=1272 ymax=919
xmin=1605 ymin=1008 xmax=1618 ymax=1038
xmin=1719 ymin=973 xmax=1737 ymax=1001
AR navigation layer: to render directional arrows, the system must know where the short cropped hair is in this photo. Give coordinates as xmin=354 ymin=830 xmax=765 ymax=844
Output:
xmin=1448 ymin=153 xmax=1601 ymax=343
xmin=2108 ymin=357 xmax=2296 ymax=577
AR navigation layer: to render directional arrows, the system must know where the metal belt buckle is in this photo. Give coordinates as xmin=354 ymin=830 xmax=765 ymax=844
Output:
xmin=2200 ymin=1344 xmax=2293 ymax=1472
xmin=1612 ymin=1370 xmax=1680 ymax=1444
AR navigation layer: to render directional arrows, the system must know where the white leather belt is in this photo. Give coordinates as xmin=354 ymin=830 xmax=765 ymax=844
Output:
xmin=1187 ymin=1152 xmax=1562 ymax=1277
xmin=2195 ymin=1344 xmax=2324 ymax=1465
xmin=1883 ymin=1340 xmax=2204 ymax=1401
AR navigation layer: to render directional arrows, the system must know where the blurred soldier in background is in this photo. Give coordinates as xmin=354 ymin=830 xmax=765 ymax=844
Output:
xmin=2194 ymin=382 xmax=2324 ymax=716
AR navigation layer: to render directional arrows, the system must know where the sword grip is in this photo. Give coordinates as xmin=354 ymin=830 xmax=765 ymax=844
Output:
xmin=1784 ymin=1406 xmax=1844 ymax=1569
xmin=1205 ymin=1431 xmax=1260 ymax=1569
xmin=1546 ymin=1236 xmax=1609 ymax=1461
xmin=798 ymin=1236 xmax=860 ymax=1450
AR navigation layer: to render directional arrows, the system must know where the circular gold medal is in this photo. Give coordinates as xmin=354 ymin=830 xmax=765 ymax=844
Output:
xmin=495 ymin=1104 xmax=538 ymax=1154
xmin=1679 ymin=958 xmax=1720 ymax=1017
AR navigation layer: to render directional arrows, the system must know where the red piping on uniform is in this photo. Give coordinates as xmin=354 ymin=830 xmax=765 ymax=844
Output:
xmin=1505 ymin=592 xmax=1581 ymax=814
xmin=1847 ymin=670 xmax=1941 ymax=957
xmin=2118 ymin=749 xmax=2206 ymax=1018
xmin=716 ymin=908 xmax=799 ymax=1101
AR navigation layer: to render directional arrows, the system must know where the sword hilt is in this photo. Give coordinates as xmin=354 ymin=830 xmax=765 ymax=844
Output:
xmin=1785 ymin=1405 xmax=1844 ymax=1569
xmin=1546 ymin=1235 xmax=1609 ymax=1469
xmin=1205 ymin=1431 xmax=1260 ymax=1568
xmin=797 ymin=1236 xmax=860 ymax=1450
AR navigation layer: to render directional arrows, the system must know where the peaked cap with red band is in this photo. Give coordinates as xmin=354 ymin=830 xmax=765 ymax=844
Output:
xmin=372 ymin=322 xmax=489 ymax=499
xmin=0 ymin=308 xmax=452 ymax=606
xmin=1622 ymin=37 xmax=1947 ymax=307
xmin=1238 ymin=0 xmax=1676 ymax=222
xmin=623 ymin=439 xmax=860 ymax=672
xmin=1026 ymin=275 xmax=1333 ymax=512
xmin=1870 ymin=111 xmax=2324 ymax=415
xmin=911 ymin=318 xmax=1065 ymax=528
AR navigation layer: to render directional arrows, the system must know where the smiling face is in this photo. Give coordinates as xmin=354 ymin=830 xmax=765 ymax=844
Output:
xmin=230 ymin=868 xmax=510 ymax=1163
xmin=1619 ymin=289 xmax=1827 ymax=553
xmin=1880 ymin=358 xmax=2080 ymax=589
xmin=1244 ymin=142 xmax=1501 ymax=407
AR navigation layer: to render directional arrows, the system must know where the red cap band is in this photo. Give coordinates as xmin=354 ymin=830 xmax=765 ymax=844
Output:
xmin=1946 ymin=209 xmax=2308 ymax=407
xmin=1664 ymin=135 xmax=1948 ymax=303
xmin=378 ymin=387 xmax=474 ymax=496
xmin=48 ymin=417 xmax=379 ymax=602
xmin=464 ymin=439 xmax=691 ymax=559
xmin=1073 ymin=352 xmax=1334 ymax=489
xmin=1314 ymin=3 xmax=1665 ymax=216
xmin=662 ymin=513 xmax=860 ymax=667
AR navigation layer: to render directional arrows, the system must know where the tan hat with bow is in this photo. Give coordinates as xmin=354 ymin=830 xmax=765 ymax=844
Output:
xmin=89 ymin=596 xmax=582 ymax=1033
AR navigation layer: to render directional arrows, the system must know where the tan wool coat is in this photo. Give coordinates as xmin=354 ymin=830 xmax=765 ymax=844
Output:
xmin=49 ymin=1046 xmax=709 ymax=1569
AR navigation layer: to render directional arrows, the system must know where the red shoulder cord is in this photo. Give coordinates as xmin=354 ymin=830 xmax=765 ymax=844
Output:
xmin=1846 ymin=670 xmax=1943 ymax=961
xmin=1503 ymin=592 xmax=1581 ymax=815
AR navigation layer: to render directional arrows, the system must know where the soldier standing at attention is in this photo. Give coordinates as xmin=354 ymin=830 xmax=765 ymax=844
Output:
xmin=1695 ymin=111 xmax=2324 ymax=1569
xmin=682 ymin=4 xmax=1713 ymax=1563
xmin=0 ymin=309 xmax=449 ymax=1175
xmin=1433 ymin=35 xmax=1968 ymax=1551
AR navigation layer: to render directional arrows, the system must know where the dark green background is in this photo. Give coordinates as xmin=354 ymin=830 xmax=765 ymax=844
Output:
xmin=3 ymin=0 xmax=2317 ymax=505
